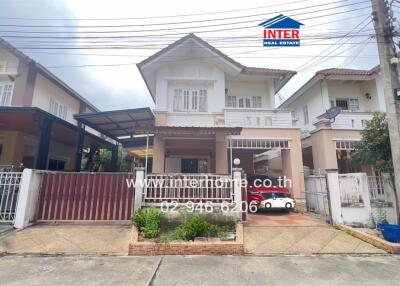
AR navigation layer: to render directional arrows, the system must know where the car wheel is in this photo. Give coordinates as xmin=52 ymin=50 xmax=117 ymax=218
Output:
xmin=265 ymin=202 xmax=272 ymax=209
xmin=285 ymin=202 xmax=292 ymax=209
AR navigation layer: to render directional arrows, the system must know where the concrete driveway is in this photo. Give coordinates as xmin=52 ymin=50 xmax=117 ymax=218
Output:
xmin=0 ymin=224 xmax=131 ymax=255
xmin=244 ymin=212 xmax=385 ymax=254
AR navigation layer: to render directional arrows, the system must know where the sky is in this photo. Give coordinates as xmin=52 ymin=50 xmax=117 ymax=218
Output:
xmin=0 ymin=0 xmax=395 ymax=111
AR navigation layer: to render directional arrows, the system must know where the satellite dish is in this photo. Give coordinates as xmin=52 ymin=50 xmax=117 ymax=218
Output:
xmin=322 ymin=106 xmax=342 ymax=122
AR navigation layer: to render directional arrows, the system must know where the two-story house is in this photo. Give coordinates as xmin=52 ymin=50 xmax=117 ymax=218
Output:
xmin=134 ymin=34 xmax=306 ymax=204
xmin=0 ymin=38 xmax=114 ymax=171
xmin=280 ymin=66 xmax=384 ymax=173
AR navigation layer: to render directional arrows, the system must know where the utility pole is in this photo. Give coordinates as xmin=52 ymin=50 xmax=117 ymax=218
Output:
xmin=371 ymin=0 xmax=400 ymax=220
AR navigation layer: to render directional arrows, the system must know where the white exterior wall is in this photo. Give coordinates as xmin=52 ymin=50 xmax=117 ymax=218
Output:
xmin=31 ymin=73 xmax=81 ymax=125
xmin=327 ymin=80 xmax=382 ymax=112
xmin=225 ymin=80 xmax=272 ymax=109
xmin=291 ymin=83 xmax=326 ymax=132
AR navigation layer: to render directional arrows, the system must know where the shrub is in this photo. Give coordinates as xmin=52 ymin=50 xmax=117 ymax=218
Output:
xmin=179 ymin=216 xmax=222 ymax=241
xmin=132 ymin=208 xmax=165 ymax=239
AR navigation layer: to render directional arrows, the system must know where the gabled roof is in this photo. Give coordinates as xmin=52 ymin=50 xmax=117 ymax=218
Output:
xmin=137 ymin=33 xmax=296 ymax=101
xmin=258 ymin=14 xmax=304 ymax=29
xmin=279 ymin=65 xmax=380 ymax=108
xmin=0 ymin=38 xmax=99 ymax=112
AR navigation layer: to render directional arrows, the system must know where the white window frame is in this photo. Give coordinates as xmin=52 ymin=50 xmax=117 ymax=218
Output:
xmin=173 ymin=88 xmax=208 ymax=112
xmin=226 ymin=95 xmax=236 ymax=108
xmin=252 ymin=96 xmax=262 ymax=108
xmin=238 ymin=97 xmax=251 ymax=108
xmin=49 ymin=98 xmax=68 ymax=120
xmin=0 ymin=83 xmax=13 ymax=106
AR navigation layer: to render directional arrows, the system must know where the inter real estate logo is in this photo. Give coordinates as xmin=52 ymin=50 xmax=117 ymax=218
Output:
xmin=258 ymin=14 xmax=304 ymax=47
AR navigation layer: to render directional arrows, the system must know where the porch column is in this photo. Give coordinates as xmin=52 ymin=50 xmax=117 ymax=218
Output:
xmin=152 ymin=135 xmax=165 ymax=173
xmin=110 ymin=144 xmax=118 ymax=172
xmin=311 ymin=119 xmax=338 ymax=170
xmin=74 ymin=123 xmax=85 ymax=171
xmin=282 ymin=133 xmax=306 ymax=211
xmin=35 ymin=117 xmax=52 ymax=170
xmin=215 ymin=132 xmax=228 ymax=175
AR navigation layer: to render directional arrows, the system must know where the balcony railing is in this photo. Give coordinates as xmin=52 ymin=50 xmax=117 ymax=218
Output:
xmin=328 ymin=111 xmax=373 ymax=130
xmin=224 ymin=108 xmax=294 ymax=128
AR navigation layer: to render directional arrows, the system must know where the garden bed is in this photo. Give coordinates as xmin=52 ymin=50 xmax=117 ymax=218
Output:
xmin=128 ymin=208 xmax=243 ymax=255
xmin=129 ymin=223 xmax=243 ymax=255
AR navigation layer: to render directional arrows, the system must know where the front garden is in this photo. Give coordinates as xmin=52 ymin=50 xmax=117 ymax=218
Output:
xmin=129 ymin=207 xmax=243 ymax=255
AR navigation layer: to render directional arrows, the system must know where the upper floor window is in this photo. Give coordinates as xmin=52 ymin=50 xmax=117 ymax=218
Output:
xmin=49 ymin=98 xmax=68 ymax=120
xmin=0 ymin=83 xmax=13 ymax=106
xmin=226 ymin=95 xmax=236 ymax=108
xmin=303 ymin=105 xmax=309 ymax=125
xmin=239 ymin=98 xmax=251 ymax=108
xmin=335 ymin=98 xmax=359 ymax=111
xmin=252 ymin=96 xmax=262 ymax=108
xmin=173 ymin=88 xmax=207 ymax=112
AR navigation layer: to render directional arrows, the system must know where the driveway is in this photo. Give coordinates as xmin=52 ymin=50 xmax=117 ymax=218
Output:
xmin=1 ymin=255 xmax=399 ymax=286
xmin=0 ymin=224 xmax=131 ymax=255
xmin=244 ymin=212 xmax=385 ymax=254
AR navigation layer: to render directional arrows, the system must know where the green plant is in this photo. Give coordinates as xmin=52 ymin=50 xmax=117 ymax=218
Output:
xmin=179 ymin=216 xmax=223 ymax=241
xmin=132 ymin=208 xmax=165 ymax=239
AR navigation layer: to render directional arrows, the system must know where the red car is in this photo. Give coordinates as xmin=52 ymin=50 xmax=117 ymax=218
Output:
xmin=246 ymin=175 xmax=293 ymax=211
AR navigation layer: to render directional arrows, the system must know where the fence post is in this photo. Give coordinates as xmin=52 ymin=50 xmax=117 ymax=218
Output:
xmin=14 ymin=169 xmax=41 ymax=229
xmin=233 ymin=168 xmax=243 ymax=221
xmin=134 ymin=167 xmax=145 ymax=213
xmin=325 ymin=169 xmax=343 ymax=225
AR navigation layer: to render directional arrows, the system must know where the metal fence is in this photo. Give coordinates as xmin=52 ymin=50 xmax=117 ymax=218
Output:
xmin=0 ymin=172 xmax=22 ymax=223
xmin=144 ymin=173 xmax=234 ymax=205
xmin=368 ymin=176 xmax=390 ymax=203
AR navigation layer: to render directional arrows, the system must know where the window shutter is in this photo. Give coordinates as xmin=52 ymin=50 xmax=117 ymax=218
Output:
xmin=173 ymin=89 xmax=182 ymax=111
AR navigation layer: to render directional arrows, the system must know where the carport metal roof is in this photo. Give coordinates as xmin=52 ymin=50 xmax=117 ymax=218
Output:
xmin=74 ymin=108 xmax=155 ymax=141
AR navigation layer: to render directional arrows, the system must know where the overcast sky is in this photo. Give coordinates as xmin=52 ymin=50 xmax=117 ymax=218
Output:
xmin=1 ymin=0 xmax=395 ymax=111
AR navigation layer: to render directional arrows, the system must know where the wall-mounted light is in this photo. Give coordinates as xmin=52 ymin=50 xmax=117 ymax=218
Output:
xmin=365 ymin=92 xmax=371 ymax=100
xmin=225 ymin=88 xmax=228 ymax=96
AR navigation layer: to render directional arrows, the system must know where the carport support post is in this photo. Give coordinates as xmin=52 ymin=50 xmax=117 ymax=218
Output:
xmin=134 ymin=167 xmax=145 ymax=212
xmin=74 ymin=123 xmax=85 ymax=171
xmin=35 ymin=117 xmax=52 ymax=170
xmin=110 ymin=144 xmax=118 ymax=172
xmin=325 ymin=169 xmax=343 ymax=225
xmin=233 ymin=167 xmax=243 ymax=221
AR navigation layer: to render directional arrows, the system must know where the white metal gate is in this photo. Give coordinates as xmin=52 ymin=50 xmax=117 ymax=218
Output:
xmin=0 ymin=172 xmax=22 ymax=223
xmin=305 ymin=173 xmax=332 ymax=224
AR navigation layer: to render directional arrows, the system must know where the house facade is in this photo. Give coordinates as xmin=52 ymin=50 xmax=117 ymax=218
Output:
xmin=0 ymin=38 xmax=113 ymax=171
xmin=136 ymin=34 xmax=306 ymax=204
xmin=280 ymin=66 xmax=384 ymax=173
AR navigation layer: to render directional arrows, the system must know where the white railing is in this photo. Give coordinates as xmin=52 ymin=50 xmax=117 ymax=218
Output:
xmin=368 ymin=176 xmax=390 ymax=203
xmin=330 ymin=111 xmax=373 ymax=130
xmin=0 ymin=172 xmax=22 ymax=223
xmin=144 ymin=173 xmax=234 ymax=205
xmin=224 ymin=108 xmax=293 ymax=128
xmin=166 ymin=113 xmax=215 ymax=127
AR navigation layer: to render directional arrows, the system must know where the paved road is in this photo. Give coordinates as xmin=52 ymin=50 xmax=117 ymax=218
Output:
xmin=0 ymin=254 xmax=399 ymax=286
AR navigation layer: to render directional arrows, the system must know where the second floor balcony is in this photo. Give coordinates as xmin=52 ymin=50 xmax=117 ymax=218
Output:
xmin=317 ymin=110 xmax=374 ymax=130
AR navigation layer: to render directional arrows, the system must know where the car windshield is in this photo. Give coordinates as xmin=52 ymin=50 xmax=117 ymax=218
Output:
xmin=262 ymin=192 xmax=286 ymax=199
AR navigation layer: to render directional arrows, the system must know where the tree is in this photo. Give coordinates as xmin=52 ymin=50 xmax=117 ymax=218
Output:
xmin=353 ymin=112 xmax=393 ymax=173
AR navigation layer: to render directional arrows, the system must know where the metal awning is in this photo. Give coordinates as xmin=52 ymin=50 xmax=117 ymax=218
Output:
xmin=74 ymin=108 xmax=155 ymax=141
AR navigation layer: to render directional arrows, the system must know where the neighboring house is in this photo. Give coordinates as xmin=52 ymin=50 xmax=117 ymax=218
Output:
xmin=135 ymin=34 xmax=306 ymax=204
xmin=0 ymin=38 xmax=114 ymax=171
xmin=280 ymin=66 xmax=384 ymax=173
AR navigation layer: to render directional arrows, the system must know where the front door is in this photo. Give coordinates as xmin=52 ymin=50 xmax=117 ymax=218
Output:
xmin=181 ymin=159 xmax=198 ymax=173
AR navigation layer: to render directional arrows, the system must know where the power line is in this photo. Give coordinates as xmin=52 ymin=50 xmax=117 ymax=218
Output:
xmin=0 ymin=0 xmax=356 ymax=29
xmin=0 ymin=0 xmax=358 ymax=21
xmin=0 ymin=3 xmax=373 ymax=39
